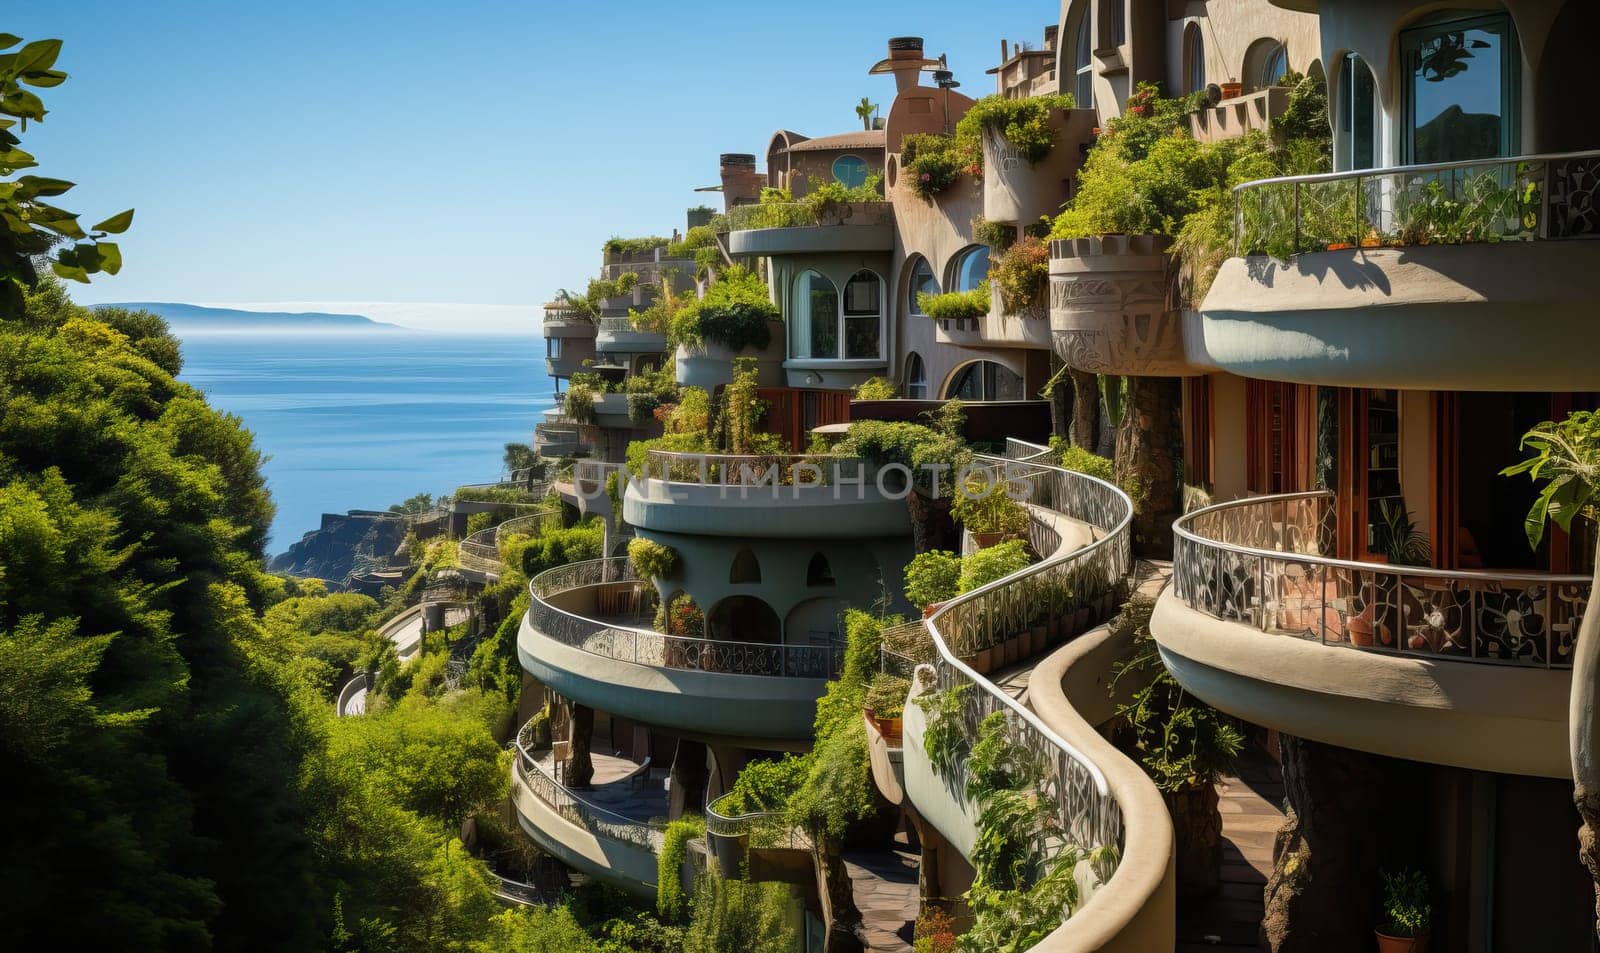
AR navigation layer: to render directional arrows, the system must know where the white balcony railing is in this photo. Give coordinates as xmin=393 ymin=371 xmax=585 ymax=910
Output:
xmin=1173 ymin=491 xmax=1590 ymax=668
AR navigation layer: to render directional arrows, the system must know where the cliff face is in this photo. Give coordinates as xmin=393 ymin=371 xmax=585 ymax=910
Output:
xmin=269 ymin=511 xmax=412 ymax=584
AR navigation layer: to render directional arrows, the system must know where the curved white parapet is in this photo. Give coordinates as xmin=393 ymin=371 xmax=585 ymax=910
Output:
xmin=673 ymin=319 xmax=786 ymax=391
xmin=1160 ymin=492 xmax=1586 ymax=778
xmin=728 ymin=223 xmax=896 ymax=256
xmin=624 ymin=476 xmax=911 ymax=540
xmin=509 ymin=750 xmax=659 ymax=899
xmin=1194 ymin=243 xmax=1600 ymax=391
xmin=1152 ymin=589 xmax=1572 ymax=778
xmin=900 ymin=682 xmax=981 ymax=859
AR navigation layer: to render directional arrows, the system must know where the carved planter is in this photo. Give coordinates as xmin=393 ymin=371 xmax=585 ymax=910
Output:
xmin=981 ymin=109 xmax=1097 ymax=226
xmin=1049 ymin=234 xmax=1200 ymax=377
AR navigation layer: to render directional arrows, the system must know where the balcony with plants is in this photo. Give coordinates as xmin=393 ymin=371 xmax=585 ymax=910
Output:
xmin=669 ymin=267 xmax=786 ymax=390
xmin=930 ymin=225 xmax=1054 ymax=350
xmin=1153 ymin=487 xmax=1590 ymax=777
xmin=722 ymin=176 xmax=894 ymax=256
xmin=1193 ymin=102 xmax=1600 ymax=389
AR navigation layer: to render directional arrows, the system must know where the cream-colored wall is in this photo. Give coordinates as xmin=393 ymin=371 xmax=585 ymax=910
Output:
xmin=1210 ymin=372 xmax=1249 ymax=501
xmin=1165 ymin=0 xmax=1321 ymax=94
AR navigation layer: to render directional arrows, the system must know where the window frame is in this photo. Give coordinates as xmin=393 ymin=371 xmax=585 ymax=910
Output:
xmin=903 ymin=351 xmax=927 ymax=399
xmin=1071 ymin=4 xmax=1094 ymax=108
xmin=948 ymin=245 xmax=991 ymax=294
xmin=1399 ymin=11 xmax=1520 ymax=163
xmin=1338 ymin=52 xmax=1378 ymax=170
xmin=831 ymin=154 xmax=869 ymax=188
xmin=790 ymin=268 xmax=883 ymax=361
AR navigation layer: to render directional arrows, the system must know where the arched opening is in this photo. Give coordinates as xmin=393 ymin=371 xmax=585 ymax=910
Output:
xmin=1066 ymin=1 xmax=1093 ymax=108
xmin=1244 ymin=38 xmax=1290 ymax=92
xmin=842 ymin=270 xmax=883 ymax=359
xmin=791 ymin=270 xmax=839 ymax=359
xmin=1400 ymin=10 xmax=1519 ymax=162
xmin=944 ymin=360 xmax=1025 ymax=401
xmin=708 ymin=596 xmax=782 ymax=645
xmin=902 ymin=351 xmax=928 ymax=399
xmin=730 ymin=547 xmax=762 ymax=584
xmin=806 ymin=553 xmax=836 ymax=587
xmin=784 ymin=597 xmax=852 ymax=646
xmin=948 ymin=245 xmax=990 ymax=293
xmin=832 ymin=154 xmax=869 ymax=188
xmin=1537 ymin=2 xmax=1600 ymax=153
xmin=1337 ymin=52 xmax=1378 ymax=170
xmin=1183 ymin=23 xmax=1206 ymax=95
xmin=905 ymin=256 xmax=938 ymax=318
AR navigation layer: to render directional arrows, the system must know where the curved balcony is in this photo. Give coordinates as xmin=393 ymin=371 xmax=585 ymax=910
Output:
xmin=725 ymin=201 xmax=894 ymax=256
xmin=897 ymin=445 xmax=1164 ymax=949
xmin=534 ymin=422 xmax=590 ymax=458
xmin=516 ymin=558 xmax=839 ymax=743
xmin=1049 ymin=235 xmax=1202 ymax=377
xmin=1155 ymin=491 xmax=1588 ymax=778
xmin=623 ymin=451 xmax=912 ymax=540
xmin=459 ymin=508 xmax=559 ymax=576
xmin=510 ymin=720 xmax=664 ymax=898
xmin=704 ymin=794 xmax=813 ymax=884
xmin=596 ymin=315 xmax=668 ymax=356
xmin=1195 ymin=150 xmax=1600 ymax=391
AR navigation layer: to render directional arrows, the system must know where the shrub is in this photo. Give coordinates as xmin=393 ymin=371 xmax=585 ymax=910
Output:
xmin=562 ymin=387 xmax=595 ymax=423
xmin=656 ymin=815 xmax=703 ymax=920
xmin=670 ymin=266 xmax=777 ymax=351
xmin=1059 ymin=445 xmax=1114 ymax=482
xmin=627 ymin=538 xmax=679 ymax=580
xmin=853 ymin=376 xmax=897 ymax=401
xmin=865 ymin=673 xmax=910 ymax=720
xmin=664 ymin=593 xmax=703 ymax=637
xmin=958 ymin=539 xmax=1031 ymax=593
xmin=990 ymin=235 xmax=1050 ymax=315
xmin=1380 ymin=869 xmax=1430 ymax=939
xmin=901 ymin=133 xmax=966 ymax=198
xmin=972 ymin=216 xmax=1017 ymax=250
xmin=718 ymin=755 xmax=809 ymax=817
xmin=916 ymin=284 xmax=990 ymax=321
xmin=604 ymin=235 xmax=669 ymax=257
xmin=954 ymin=92 xmax=1076 ymax=172
xmin=952 ymin=479 xmax=1028 ymax=537
xmin=905 ymin=550 xmax=961 ymax=608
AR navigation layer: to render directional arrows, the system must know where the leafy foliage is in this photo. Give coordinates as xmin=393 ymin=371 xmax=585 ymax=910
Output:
xmin=628 ymin=537 xmax=680 ymax=580
xmin=906 ymin=550 xmax=962 ymax=607
xmin=865 ymin=672 xmax=910 ymax=720
xmin=958 ymin=539 xmax=1032 ymax=593
xmin=1379 ymin=869 xmax=1431 ymax=938
xmin=681 ymin=872 xmax=798 ymax=953
xmin=603 ymin=235 xmax=670 ymax=257
xmin=952 ymin=479 xmax=1028 ymax=537
xmin=1502 ymin=410 xmax=1600 ymax=548
xmin=954 ymin=93 xmax=1076 ymax=172
xmin=901 ymin=133 xmax=967 ymax=198
xmin=656 ymin=815 xmax=703 ymax=920
xmin=853 ymin=376 xmax=898 ymax=400
xmin=990 ymin=235 xmax=1050 ymax=314
xmin=1058 ymin=444 xmax=1114 ymax=482
xmin=669 ymin=266 xmax=777 ymax=352
xmin=916 ymin=284 xmax=990 ymax=321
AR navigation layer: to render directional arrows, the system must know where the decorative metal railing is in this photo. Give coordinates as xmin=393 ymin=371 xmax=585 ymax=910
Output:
xmin=527 ymin=558 xmax=845 ymax=679
xmin=640 ymin=450 xmax=867 ymax=488
xmin=704 ymin=793 xmax=810 ymax=850
xmin=513 ymin=726 xmax=665 ymax=854
xmin=459 ymin=509 xmax=559 ymax=569
xmin=1173 ymin=491 xmax=1590 ymax=669
xmin=917 ymin=453 xmax=1134 ymax=916
xmin=725 ymin=200 xmax=893 ymax=232
xmin=1234 ymin=149 xmax=1600 ymax=257
xmin=879 ymin=619 xmax=934 ymax=678
xmin=573 ymin=460 xmax=623 ymax=497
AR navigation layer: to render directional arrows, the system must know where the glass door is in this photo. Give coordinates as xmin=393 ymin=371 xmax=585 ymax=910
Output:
xmin=1401 ymin=12 xmax=1519 ymax=163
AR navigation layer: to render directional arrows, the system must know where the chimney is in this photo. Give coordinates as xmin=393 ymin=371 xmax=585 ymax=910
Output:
xmin=885 ymin=36 xmax=927 ymax=92
xmin=1044 ymin=25 xmax=1059 ymax=51
xmin=1001 ymin=39 xmax=1009 ymax=63
xmin=718 ymin=153 xmax=762 ymax=210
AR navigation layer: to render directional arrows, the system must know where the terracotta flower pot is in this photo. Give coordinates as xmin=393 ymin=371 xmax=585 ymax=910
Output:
xmin=971 ymin=647 xmax=994 ymax=674
xmin=1220 ymin=81 xmax=1243 ymax=99
xmin=1029 ymin=625 xmax=1048 ymax=657
xmin=879 ymin=716 xmax=903 ymax=743
xmin=1326 ymin=242 xmax=1353 ymax=251
xmin=1002 ymin=637 xmax=1020 ymax=667
xmin=972 ymin=531 xmax=1008 ymax=549
xmin=1376 ymin=931 xmax=1429 ymax=953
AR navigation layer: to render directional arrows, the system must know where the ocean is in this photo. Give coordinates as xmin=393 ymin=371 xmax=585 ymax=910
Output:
xmin=176 ymin=330 xmax=554 ymax=554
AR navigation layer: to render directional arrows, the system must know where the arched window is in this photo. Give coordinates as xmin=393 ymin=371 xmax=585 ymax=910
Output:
xmin=842 ymin=270 xmax=883 ymax=359
xmin=806 ymin=553 xmax=835 ymax=587
xmin=1184 ymin=24 xmax=1205 ymax=95
xmin=791 ymin=270 xmax=838 ymax=360
xmin=944 ymin=360 xmax=1025 ymax=401
xmin=1247 ymin=39 xmax=1289 ymax=91
xmin=903 ymin=351 xmax=928 ymax=399
xmin=1339 ymin=53 xmax=1377 ymax=170
xmin=907 ymin=258 xmax=938 ymax=317
xmin=1070 ymin=4 xmax=1094 ymax=108
xmin=950 ymin=246 xmax=990 ymax=292
xmin=730 ymin=547 xmax=762 ymax=584
xmin=832 ymin=155 xmax=869 ymax=188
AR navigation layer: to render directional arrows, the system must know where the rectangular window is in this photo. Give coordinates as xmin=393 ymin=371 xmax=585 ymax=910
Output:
xmin=1401 ymin=13 xmax=1518 ymax=163
xmin=547 ymin=337 xmax=562 ymax=360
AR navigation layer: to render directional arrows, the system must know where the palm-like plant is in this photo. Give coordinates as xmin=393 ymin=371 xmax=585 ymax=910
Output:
xmin=855 ymin=96 xmax=877 ymax=131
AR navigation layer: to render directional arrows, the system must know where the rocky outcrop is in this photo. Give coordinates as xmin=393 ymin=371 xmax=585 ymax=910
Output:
xmin=268 ymin=510 xmax=412 ymax=584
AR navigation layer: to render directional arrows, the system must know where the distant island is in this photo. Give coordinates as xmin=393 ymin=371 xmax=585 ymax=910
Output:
xmin=98 ymin=302 xmax=403 ymax=331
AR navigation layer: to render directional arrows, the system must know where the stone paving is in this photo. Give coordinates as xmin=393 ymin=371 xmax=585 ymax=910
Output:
xmin=1176 ymin=746 xmax=1285 ymax=953
xmin=536 ymin=751 xmax=669 ymax=823
xmin=845 ymin=832 xmax=920 ymax=953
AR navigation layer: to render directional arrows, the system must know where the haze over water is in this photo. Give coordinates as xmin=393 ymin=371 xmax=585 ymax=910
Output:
xmin=176 ymin=330 xmax=552 ymax=554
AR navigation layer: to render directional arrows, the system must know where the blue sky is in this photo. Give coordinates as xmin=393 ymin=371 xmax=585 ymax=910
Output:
xmin=10 ymin=1 xmax=1052 ymax=331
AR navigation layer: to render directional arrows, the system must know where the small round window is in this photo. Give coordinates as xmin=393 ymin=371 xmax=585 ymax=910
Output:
xmin=832 ymin=155 xmax=869 ymax=189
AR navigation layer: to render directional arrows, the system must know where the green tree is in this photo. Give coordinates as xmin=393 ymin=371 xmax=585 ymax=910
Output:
xmin=855 ymin=95 xmax=877 ymax=131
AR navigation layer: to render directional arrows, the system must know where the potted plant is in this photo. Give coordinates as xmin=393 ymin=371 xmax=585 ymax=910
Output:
xmin=1348 ymin=501 xmax=1429 ymax=647
xmin=865 ymin=673 xmax=910 ymax=743
xmin=1220 ymin=78 xmax=1243 ymax=99
xmin=952 ymin=479 xmax=1028 ymax=548
xmin=1376 ymin=869 xmax=1430 ymax=952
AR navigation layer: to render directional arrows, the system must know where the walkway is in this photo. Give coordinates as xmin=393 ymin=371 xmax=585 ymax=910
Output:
xmin=534 ymin=750 xmax=669 ymax=823
xmin=1176 ymin=745 xmax=1284 ymax=953
xmin=845 ymin=831 xmax=920 ymax=953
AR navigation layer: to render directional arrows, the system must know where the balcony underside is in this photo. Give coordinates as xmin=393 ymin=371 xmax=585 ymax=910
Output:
xmin=1150 ymin=588 xmax=1571 ymax=778
xmin=517 ymin=613 xmax=824 ymax=745
xmin=597 ymin=330 xmax=667 ymax=353
xmin=1193 ymin=243 xmax=1600 ymax=390
xmin=623 ymin=479 xmax=912 ymax=539
xmin=510 ymin=769 xmax=657 ymax=899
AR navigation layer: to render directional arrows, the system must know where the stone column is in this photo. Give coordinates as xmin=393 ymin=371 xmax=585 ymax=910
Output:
xmin=1069 ymin=367 xmax=1100 ymax=451
xmin=668 ymin=738 xmax=709 ymax=819
xmin=565 ymin=703 xmax=594 ymax=790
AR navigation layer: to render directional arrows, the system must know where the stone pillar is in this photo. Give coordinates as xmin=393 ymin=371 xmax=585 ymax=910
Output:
xmin=565 ymin=703 xmax=594 ymax=790
xmin=1262 ymin=735 xmax=1411 ymax=952
xmin=669 ymin=738 xmax=709 ymax=819
xmin=1070 ymin=367 xmax=1100 ymax=452
xmin=1114 ymin=375 xmax=1182 ymax=560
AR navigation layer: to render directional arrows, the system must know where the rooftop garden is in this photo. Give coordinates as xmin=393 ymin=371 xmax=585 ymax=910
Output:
xmin=901 ymin=92 xmax=1076 ymax=199
xmin=601 ymin=235 xmax=670 ymax=258
xmin=725 ymin=174 xmax=888 ymax=230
